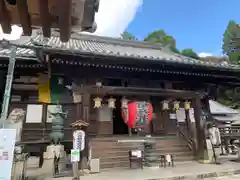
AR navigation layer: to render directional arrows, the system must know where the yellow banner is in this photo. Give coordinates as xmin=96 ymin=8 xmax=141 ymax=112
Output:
xmin=38 ymin=74 xmax=51 ymax=103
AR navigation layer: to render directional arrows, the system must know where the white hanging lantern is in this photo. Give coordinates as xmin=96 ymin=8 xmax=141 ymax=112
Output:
xmin=93 ymin=97 xmax=102 ymax=108
xmin=121 ymin=97 xmax=128 ymax=109
xmin=173 ymin=101 xmax=180 ymax=110
xmin=184 ymin=101 xmax=191 ymax=110
xmin=162 ymin=100 xmax=169 ymax=110
xmin=108 ymin=98 xmax=116 ymax=108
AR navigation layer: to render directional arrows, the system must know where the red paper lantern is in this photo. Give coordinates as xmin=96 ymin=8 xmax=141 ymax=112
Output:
xmin=122 ymin=101 xmax=153 ymax=128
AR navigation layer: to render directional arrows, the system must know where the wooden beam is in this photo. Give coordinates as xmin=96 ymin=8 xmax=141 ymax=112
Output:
xmin=193 ymin=96 xmax=207 ymax=161
xmin=57 ymin=0 xmax=72 ymax=42
xmin=38 ymin=0 xmax=51 ymax=37
xmin=0 ymin=0 xmax=11 ymax=33
xmin=16 ymin=0 xmax=32 ymax=36
xmin=78 ymin=85 xmax=200 ymax=98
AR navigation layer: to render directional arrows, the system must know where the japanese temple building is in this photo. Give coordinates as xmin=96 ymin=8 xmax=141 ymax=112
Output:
xmin=0 ymin=32 xmax=240 ymax=168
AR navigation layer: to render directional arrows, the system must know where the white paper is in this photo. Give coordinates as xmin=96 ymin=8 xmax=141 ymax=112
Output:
xmin=98 ymin=105 xmax=112 ymax=122
xmin=176 ymin=108 xmax=186 ymax=122
xmin=131 ymin=150 xmax=142 ymax=157
xmin=26 ymin=104 xmax=43 ymax=123
xmin=189 ymin=108 xmax=195 ymax=122
xmin=71 ymin=149 xmax=80 ymax=162
xmin=0 ymin=129 xmax=16 ymax=180
xmin=165 ymin=154 xmax=172 ymax=163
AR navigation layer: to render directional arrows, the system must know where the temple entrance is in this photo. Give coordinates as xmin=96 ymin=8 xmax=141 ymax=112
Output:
xmin=112 ymin=96 xmax=128 ymax=134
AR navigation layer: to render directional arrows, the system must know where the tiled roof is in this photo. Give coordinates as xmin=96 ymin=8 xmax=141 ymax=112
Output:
xmin=0 ymin=33 xmax=239 ymax=70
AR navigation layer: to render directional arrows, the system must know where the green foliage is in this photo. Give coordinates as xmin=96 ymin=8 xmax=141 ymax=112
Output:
xmin=222 ymin=20 xmax=240 ymax=64
xmin=220 ymin=20 xmax=240 ymax=109
xmin=121 ymin=31 xmax=137 ymax=40
xmin=181 ymin=48 xmax=200 ymax=59
xmin=218 ymin=88 xmax=240 ymax=109
xmin=144 ymin=30 xmax=179 ymax=53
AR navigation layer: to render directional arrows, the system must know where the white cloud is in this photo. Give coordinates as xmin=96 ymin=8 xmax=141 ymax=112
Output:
xmin=0 ymin=25 xmax=23 ymax=41
xmin=198 ymin=52 xmax=213 ymax=57
xmin=0 ymin=0 xmax=142 ymax=40
xmin=93 ymin=0 xmax=143 ymax=37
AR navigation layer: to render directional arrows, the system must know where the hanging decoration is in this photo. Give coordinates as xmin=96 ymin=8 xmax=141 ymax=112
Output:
xmin=122 ymin=101 xmax=153 ymax=128
xmin=121 ymin=97 xmax=128 ymax=109
xmin=173 ymin=101 xmax=180 ymax=110
xmin=162 ymin=100 xmax=169 ymax=110
xmin=93 ymin=97 xmax=102 ymax=108
xmin=108 ymin=97 xmax=116 ymax=108
xmin=184 ymin=101 xmax=191 ymax=110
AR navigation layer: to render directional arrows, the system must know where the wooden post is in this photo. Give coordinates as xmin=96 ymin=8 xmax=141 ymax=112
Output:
xmin=162 ymin=110 xmax=169 ymax=135
xmin=82 ymin=93 xmax=90 ymax=123
xmin=192 ymin=96 xmax=208 ymax=162
xmin=185 ymin=109 xmax=191 ymax=136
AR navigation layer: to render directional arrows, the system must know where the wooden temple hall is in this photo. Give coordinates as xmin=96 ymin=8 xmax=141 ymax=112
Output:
xmin=0 ymin=33 xmax=240 ymax=168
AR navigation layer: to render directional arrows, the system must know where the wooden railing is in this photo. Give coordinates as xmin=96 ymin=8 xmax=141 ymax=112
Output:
xmin=177 ymin=125 xmax=197 ymax=156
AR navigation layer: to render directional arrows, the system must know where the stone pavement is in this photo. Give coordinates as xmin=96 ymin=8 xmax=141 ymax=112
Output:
xmin=211 ymin=175 xmax=240 ymax=179
xmin=26 ymin=160 xmax=240 ymax=180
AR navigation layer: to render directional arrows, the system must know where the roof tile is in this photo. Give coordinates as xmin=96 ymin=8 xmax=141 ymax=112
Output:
xmin=0 ymin=33 xmax=239 ymax=70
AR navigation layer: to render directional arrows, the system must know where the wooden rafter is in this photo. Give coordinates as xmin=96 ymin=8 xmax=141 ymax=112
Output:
xmin=57 ymin=0 xmax=72 ymax=42
xmin=0 ymin=0 xmax=11 ymax=34
xmin=38 ymin=0 xmax=51 ymax=38
xmin=17 ymin=0 xmax=31 ymax=36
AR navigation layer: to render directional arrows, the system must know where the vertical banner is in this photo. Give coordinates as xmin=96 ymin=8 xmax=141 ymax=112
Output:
xmin=38 ymin=74 xmax=51 ymax=103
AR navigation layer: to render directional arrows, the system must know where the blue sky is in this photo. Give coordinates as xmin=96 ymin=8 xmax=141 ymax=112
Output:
xmin=126 ymin=0 xmax=240 ymax=56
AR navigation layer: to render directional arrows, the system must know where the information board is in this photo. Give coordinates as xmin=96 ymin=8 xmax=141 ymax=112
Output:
xmin=0 ymin=129 xmax=16 ymax=180
xmin=71 ymin=149 xmax=80 ymax=162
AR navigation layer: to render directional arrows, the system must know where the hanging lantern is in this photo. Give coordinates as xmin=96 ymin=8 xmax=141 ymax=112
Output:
xmin=162 ymin=100 xmax=169 ymax=110
xmin=108 ymin=97 xmax=116 ymax=108
xmin=184 ymin=101 xmax=191 ymax=110
xmin=173 ymin=101 xmax=180 ymax=110
xmin=93 ymin=97 xmax=102 ymax=108
xmin=122 ymin=101 xmax=153 ymax=128
xmin=121 ymin=97 xmax=128 ymax=109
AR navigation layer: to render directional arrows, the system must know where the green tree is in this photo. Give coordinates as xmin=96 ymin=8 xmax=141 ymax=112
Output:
xmin=220 ymin=20 xmax=240 ymax=109
xmin=144 ymin=30 xmax=180 ymax=53
xmin=181 ymin=48 xmax=199 ymax=59
xmin=218 ymin=87 xmax=240 ymax=109
xmin=222 ymin=20 xmax=240 ymax=64
xmin=121 ymin=31 xmax=137 ymax=40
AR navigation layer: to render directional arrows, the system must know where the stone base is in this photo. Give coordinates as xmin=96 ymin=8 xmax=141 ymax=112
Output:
xmin=41 ymin=144 xmax=67 ymax=175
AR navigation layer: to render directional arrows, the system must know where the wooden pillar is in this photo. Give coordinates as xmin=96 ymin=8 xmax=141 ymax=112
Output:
xmin=192 ymin=96 xmax=207 ymax=161
xmin=185 ymin=109 xmax=191 ymax=136
xmin=82 ymin=93 xmax=90 ymax=122
xmin=163 ymin=82 xmax=172 ymax=135
xmin=162 ymin=110 xmax=169 ymax=135
xmin=203 ymin=96 xmax=213 ymax=121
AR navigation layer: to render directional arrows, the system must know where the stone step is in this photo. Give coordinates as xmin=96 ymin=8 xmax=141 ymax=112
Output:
xmin=91 ymin=136 xmax=194 ymax=169
xmin=97 ymin=151 xmax=193 ymax=161
xmin=99 ymin=155 xmax=195 ymax=169
xmin=91 ymin=141 xmax=188 ymax=149
xmin=92 ymin=147 xmax=191 ymax=157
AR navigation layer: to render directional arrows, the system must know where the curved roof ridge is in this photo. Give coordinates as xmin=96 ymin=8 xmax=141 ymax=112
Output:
xmin=48 ymin=31 xmax=164 ymax=50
